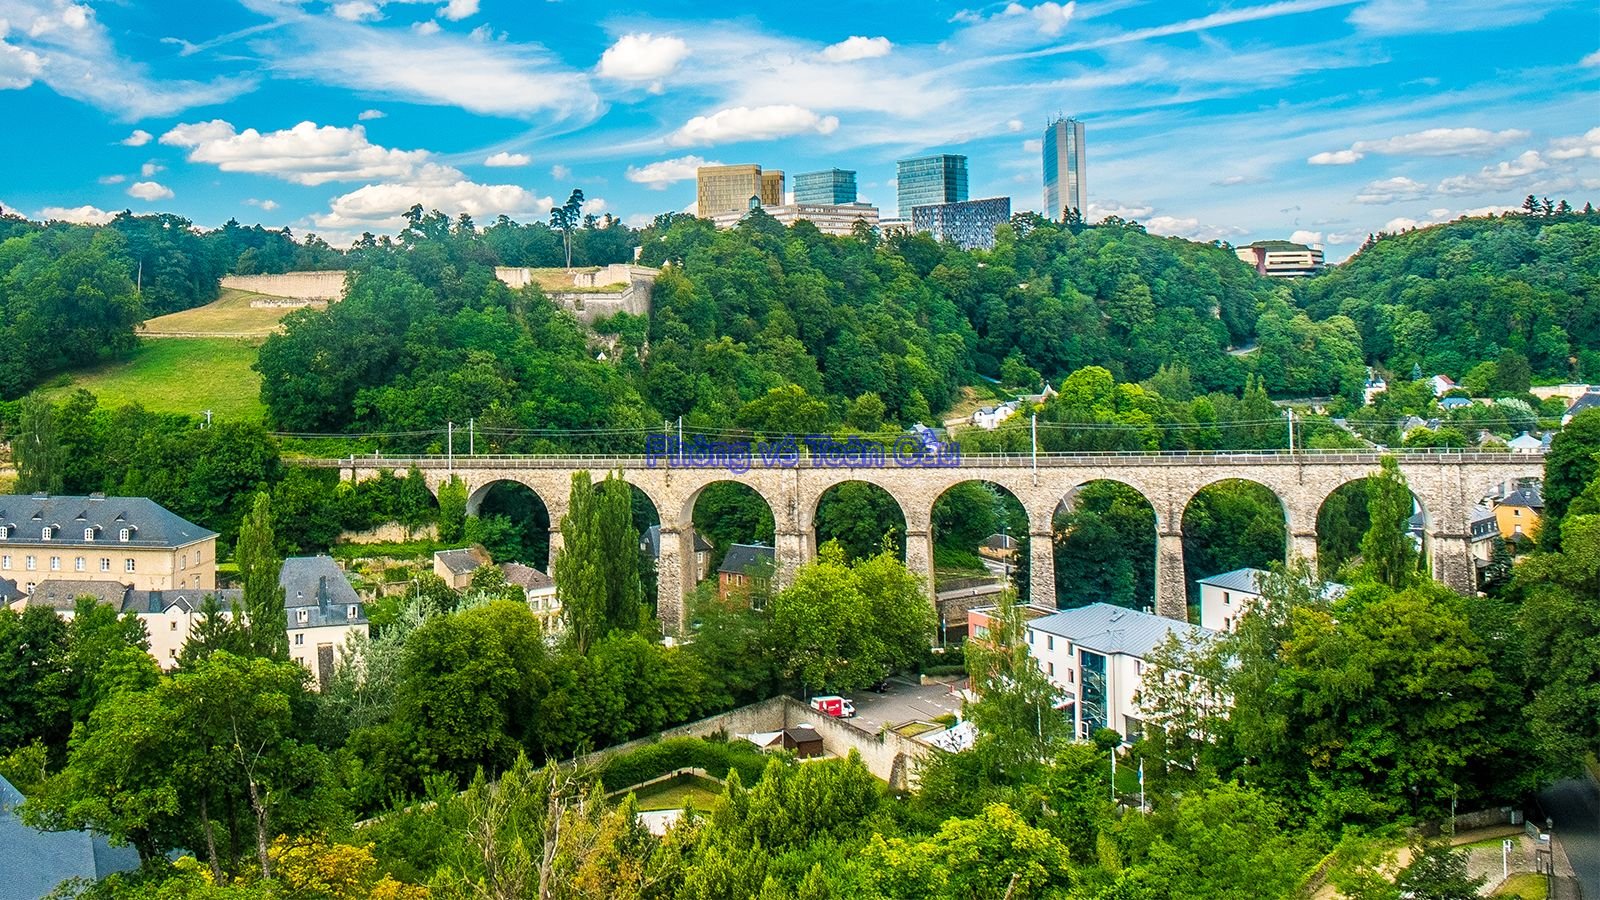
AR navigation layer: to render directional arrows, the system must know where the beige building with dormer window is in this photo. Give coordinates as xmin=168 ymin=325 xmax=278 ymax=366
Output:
xmin=0 ymin=494 xmax=217 ymax=594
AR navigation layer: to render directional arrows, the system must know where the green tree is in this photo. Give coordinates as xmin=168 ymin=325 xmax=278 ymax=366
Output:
xmin=1360 ymin=456 xmax=1418 ymax=589
xmin=437 ymin=476 xmax=468 ymax=544
xmin=14 ymin=394 xmax=65 ymax=494
xmin=1395 ymin=842 xmax=1485 ymax=899
xmin=552 ymin=471 xmax=645 ymax=652
xmin=550 ymin=189 xmax=585 ymax=268
xmin=235 ymin=492 xmax=286 ymax=659
xmin=1541 ymin=409 xmax=1600 ymax=551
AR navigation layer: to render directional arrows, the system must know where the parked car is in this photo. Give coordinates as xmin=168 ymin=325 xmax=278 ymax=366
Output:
xmin=810 ymin=695 xmax=856 ymax=718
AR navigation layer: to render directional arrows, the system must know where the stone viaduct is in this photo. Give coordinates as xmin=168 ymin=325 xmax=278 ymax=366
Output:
xmin=307 ymin=450 xmax=1543 ymax=633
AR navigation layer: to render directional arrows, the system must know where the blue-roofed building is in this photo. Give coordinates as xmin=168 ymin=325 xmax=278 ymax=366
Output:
xmin=0 ymin=773 xmax=141 ymax=900
xmin=1021 ymin=603 xmax=1216 ymax=743
xmin=280 ymin=556 xmax=368 ymax=689
xmin=1195 ymin=567 xmax=1347 ymax=634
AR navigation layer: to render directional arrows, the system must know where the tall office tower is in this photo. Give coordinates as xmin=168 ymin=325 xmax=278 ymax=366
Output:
xmin=793 ymin=169 xmax=858 ymax=204
xmin=697 ymin=164 xmax=776 ymax=218
xmin=761 ymin=170 xmax=785 ymax=206
xmin=1042 ymin=116 xmax=1087 ymax=221
xmin=896 ymin=154 xmax=968 ymax=219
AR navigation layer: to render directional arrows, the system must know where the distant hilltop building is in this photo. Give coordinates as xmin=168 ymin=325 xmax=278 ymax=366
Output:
xmin=1042 ymin=116 xmax=1087 ymax=221
xmin=793 ymin=168 xmax=858 ymax=205
xmin=697 ymin=164 xmax=784 ymax=218
xmin=896 ymin=154 xmax=968 ymax=219
xmin=912 ymin=197 xmax=1012 ymax=251
xmin=1234 ymin=240 xmax=1325 ymax=277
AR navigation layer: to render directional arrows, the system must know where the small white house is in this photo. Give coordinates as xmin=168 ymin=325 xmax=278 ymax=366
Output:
xmin=501 ymin=562 xmax=562 ymax=634
xmin=1023 ymin=603 xmax=1215 ymax=743
xmin=281 ymin=556 xmax=368 ymax=689
xmin=1429 ymin=374 xmax=1458 ymax=398
xmin=972 ymin=401 xmax=1020 ymax=430
xmin=1508 ymin=431 xmax=1545 ymax=454
xmin=1196 ymin=568 xmax=1347 ymax=634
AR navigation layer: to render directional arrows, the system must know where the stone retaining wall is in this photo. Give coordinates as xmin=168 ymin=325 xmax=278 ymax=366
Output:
xmin=221 ymin=271 xmax=346 ymax=300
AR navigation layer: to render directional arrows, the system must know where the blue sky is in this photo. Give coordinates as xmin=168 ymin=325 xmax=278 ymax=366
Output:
xmin=2 ymin=0 xmax=1597 ymax=259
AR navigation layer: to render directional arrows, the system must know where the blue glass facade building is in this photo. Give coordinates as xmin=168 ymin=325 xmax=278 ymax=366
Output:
xmin=911 ymin=196 xmax=1011 ymax=250
xmin=793 ymin=169 xmax=857 ymax=205
xmin=896 ymin=154 xmax=968 ymax=219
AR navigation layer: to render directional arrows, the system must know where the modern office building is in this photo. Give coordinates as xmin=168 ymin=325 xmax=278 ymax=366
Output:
xmin=911 ymin=196 xmax=1011 ymax=250
xmin=711 ymin=201 xmax=880 ymax=236
xmin=896 ymin=154 xmax=968 ymax=219
xmin=696 ymin=164 xmax=785 ymax=218
xmin=1234 ymin=240 xmax=1326 ymax=277
xmin=793 ymin=169 xmax=858 ymax=205
xmin=1042 ymin=116 xmax=1087 ymax=221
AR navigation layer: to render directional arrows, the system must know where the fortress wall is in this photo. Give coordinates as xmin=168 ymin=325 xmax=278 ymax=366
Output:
xmin=222 ymin=271 xmax=347 ymax=301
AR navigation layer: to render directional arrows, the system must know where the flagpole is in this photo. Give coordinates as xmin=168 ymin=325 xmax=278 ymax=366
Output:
xmin=1139 ymin=758 xmax=1145 ymax=811
xmin=1111 ymin=748 xmax=1117 ymax=803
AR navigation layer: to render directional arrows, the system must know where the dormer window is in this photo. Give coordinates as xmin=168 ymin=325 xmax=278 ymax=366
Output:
xmin=0 ymin=525 xmax=9 ymax=539
xmin=41 ymin=525 xmax=55 ymax=540
xmin=84 ymin=526 xmax=99 ymax=541
xmin=119 ymin=528 xmax=131 ymax=542
xmin=297 ymin=608 xmax=309 ymax=624
xmin=347 ymin=604 xmax=359 ymax=620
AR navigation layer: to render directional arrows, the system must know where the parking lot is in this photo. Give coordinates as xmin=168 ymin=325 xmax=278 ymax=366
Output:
xmin=840 ymin=677 xmax=967 ymax=735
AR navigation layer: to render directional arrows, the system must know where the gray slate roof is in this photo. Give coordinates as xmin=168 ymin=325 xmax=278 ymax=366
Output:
xmin=1500 ymin=486 xmax=1543 ymax=509
xmin=1195 ymin=567 xmax=1265 ymax=594
xmin=719 ymin=543 xmax=775 ymax=576
xmin=1566 ymin=390 xmax=1600 ymax=417
xmin=26 ymin=580 xmax=130 ymax=612
xmin=1029 ymin=603 xmax=1214 ymax=659
xmin=640 ymin=525 xmax=712 ymax=558
xmin=123 ymin=588 xmax=240 ymax=616
xmin=279 ymin=556 xmax=365 ymax=629
xmin=501 ymin=562 xmax=554 ymax=591
xmin=434 ymin=547 xmax=488 ymax=576
xmin=0 ymin=494 xmax=214 ymax=549
xmin=0 ymin=773 xmax=142 ymax=900
xmin=0 ymin=577 xmax=19 ymax=603
xmin=1470 ymin=505 xmax=1496 ymax=524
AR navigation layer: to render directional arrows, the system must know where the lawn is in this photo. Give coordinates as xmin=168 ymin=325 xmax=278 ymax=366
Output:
xmin=140 ymin=288 xmax=310 ymax=337
xmin=40 ymin=337 xmax=265 ymax=421
xmin=1494 ymin=872 xmax=1546 ymax=898
xmin=627 ymin=774 xmax=725 ymax=812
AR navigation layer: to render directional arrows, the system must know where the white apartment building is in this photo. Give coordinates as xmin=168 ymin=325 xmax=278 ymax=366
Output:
xmin=281 ymin=556 xmax=368 ymax=689
xmin=1195 ymin=568 xmax=1348 ymax=634
xmin=1023 ymin=603 xmax=1214 ymax=743
xmin=501 ymin=562 xmax=562 ymax=634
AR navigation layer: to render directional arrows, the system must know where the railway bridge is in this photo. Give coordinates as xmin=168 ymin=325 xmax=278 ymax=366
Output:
xmin=301 ymin=450 xmax=1544 ymax=633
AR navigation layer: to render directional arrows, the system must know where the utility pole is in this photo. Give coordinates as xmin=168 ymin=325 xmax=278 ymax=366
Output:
xmin=469 ymin=417 xmax=475 ymax=456
xmin=677 ymin=416 xmax=683 ymax=460
xmin=447 ymin=421 xmax=454 ymax=476
xmin=1031 ymin=414 xmax=1038 ymax=479
xmin=1286 ymin=408 xmax=1295 ymax=453
xmin=202 ymin=409 xmax=212 ymax=429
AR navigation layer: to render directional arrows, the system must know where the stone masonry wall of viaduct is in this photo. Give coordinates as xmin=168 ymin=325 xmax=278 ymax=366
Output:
xmin=319 ymin=453 xmax=1544 ymax=634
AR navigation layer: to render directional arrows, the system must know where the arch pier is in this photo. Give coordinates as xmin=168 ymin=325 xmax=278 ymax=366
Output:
xmin=315 ymin=452 xmax=1543 ymax=634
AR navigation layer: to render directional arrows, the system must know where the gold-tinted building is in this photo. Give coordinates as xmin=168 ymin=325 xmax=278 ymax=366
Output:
xmin=696 ymin=164 xmax=784 ymax=218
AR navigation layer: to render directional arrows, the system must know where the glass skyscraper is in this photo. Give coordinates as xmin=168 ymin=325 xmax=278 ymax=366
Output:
xmin=1042 ymin=116 xmax=1087 ymax=221
xmin=793 ymin=169 xmax=857 ymax=205
xmin=896 ymin=154 xmax=967 ymax=219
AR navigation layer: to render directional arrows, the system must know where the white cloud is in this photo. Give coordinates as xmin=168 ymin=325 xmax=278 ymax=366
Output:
xmin=1086 ymin=200 xmax=1154 ymax=221
xmin=1382 ymin=216 xmax=1424 ymax=232
xmin=551 ymin=164 xmax=572 ymax=180
xmin=484 ymin=151 xmax=531 ymax=167
xmin=412 ymin=20 xmax=441 ymax=35
xmin=1353 ymin=176 xmax=1427 ymax=204
xmin=667 ymin=105 xmax=839 ymax=146
xmin=246 ymin=198 xmax=279 ymax=211
xmin=358 ymin=108 xmax=385 ymax=120
xmin=0 ymin=1 xmax=252 ymax=118
xmin=626 ymin=155 xmax=721 ymax=189
xmin=141 ymin=161 xmax=164 ymax=177
xmin=1548 ymin=127 xmax=1600 ymax=161
xmin=128 ymin=181 xmax=174 ymax=201
xmin=244 ymin=4 xmax=598 ymax=120
xmin=1022 ymin=138 xmax=1043 ymax=153
xmin=121 ymin=129 xmax=153 ymax=147
xmin=313 ymin=173 xmax=552 ymax=232
xmin=161 ymin=119 xmax=433 ymax=186
xmin=1582 ymin=49 xmax=1600 ymax=68
xmin=1145 ymin=215 xmax=1247 ymax=242
xmin=1290 ymin=230 xmax=1323 ymax=246
xmin=1311 ymin=127 xmax=1530 ymax=166
xmin=586 ymin=197 xmax=607 ymax=214
xmin=1308 ymin=149 xmax=1362 ymax=165
xmin=37 ymin=204 xmax=114 ymax=225
xmin=438 ymin=0 xmax=479 ymax=21
xmin=1212 ymin=174 xmax=1267 ymax=187
xmin=1436 ymin=150 xmax=1548 ymax=194
xmin=97 ymin=174 xmax=125 ymax=185
xmin=1350 ymin=0 xmax=1559 ymax=36
xmin=332 ymin=1 xmax=381 ymax=21
xmin=1005 ymin=1 xmax=1077 ymax=37
xmin=820 ymin=36 xmax=892 ymax=62
xmin=1007 ymin=118 xmax=1024 ymax=132
xmin=597 ymin=33 xmax=689 ymax=82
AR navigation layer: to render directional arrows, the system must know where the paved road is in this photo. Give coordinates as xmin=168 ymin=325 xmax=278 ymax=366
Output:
xmin=845 ymin=678 xmax=966 ymax=736
xmin=1542 ymin=778 xmax=1600 ymax=899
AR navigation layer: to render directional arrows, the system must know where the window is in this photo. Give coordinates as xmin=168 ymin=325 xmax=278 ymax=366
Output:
xmin=297 ymin=608 xmax=308 ymax=623
xmin=1514 ymin=525 xmax=1523 ymax=535
xmin=1047 ymin=661 xmax=1055 ymax=677
xmin=1514 ymin=509 xmax=1521 ymax=518
xmin=1 ymin=555 xmax=8 ymax=569
xmin=41 ymin=526 xmax=54 ymax=540
xmin=294 ymin=634 xmax=304 ymax=646
xmin=170 ymin=621 xmax=178 ymax=631
xmin=49 ymin=556 xmax=60 ymax=571
xmin=0 ymin=525 xmax=9 ymax=539
xmin=83 ymin=527 xmax=96 ymax=541
xmin=179 ymin=555 xmax=185 ymax=570
xmin=1223 ymin=616 xmax=1232 ymax=631
xmin=1026 ymin=629 xmax=1035 ymax=643
xmin=119 ymin=528 xmax=130 ymax=542
xmin=347 ymin=604 xmax=359 ymax=620
xmin=1223 ymin=591 xmax=1231 ymax=605
xmin=1047 ymin=635 xmax=1054 ymax=650
xmin=1068 ymin=667 xmax=1075 ymax=683
xmin=100 ymin=558 xmax=110 ymax=572
xmin=74 ymin=557 xmax=84 ymax=571
xmin=25 ymin=555 xmax=36 ymax=571
xmin=124 ymin=558 xmax=136 ymax=572
xmin=1135 ymin=659 xmax=1144 ymax=675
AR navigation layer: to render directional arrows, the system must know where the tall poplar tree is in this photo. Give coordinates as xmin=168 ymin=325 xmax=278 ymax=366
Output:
xmin=1360 ymin=456 xmax=1418 ymax=589
xmin=553 ymin=471 xmax=643 ymax=653
xmin=14 ymin=395 xmax=64 ymax=495
xmin=236 ymin=492 xmax=286 ymax=659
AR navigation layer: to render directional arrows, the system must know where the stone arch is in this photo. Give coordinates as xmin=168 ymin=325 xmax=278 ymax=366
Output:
xmin=1052 ymin=479 xmax=1160 ymax=613
xmin=466 ymin=479 xmax=555 ymax=570
xmin=680 ymin=480 xmax=778 ymax=575
xmin=1314 ymin=475 xmax=1433 ymax=580
xmin=1179 ymin=478 xmax=1291 ymax=619
xmin=929 ymin=480 xmax=1029 ymax=614
xmin=811 ymin=479 xmax=910 ymax=562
